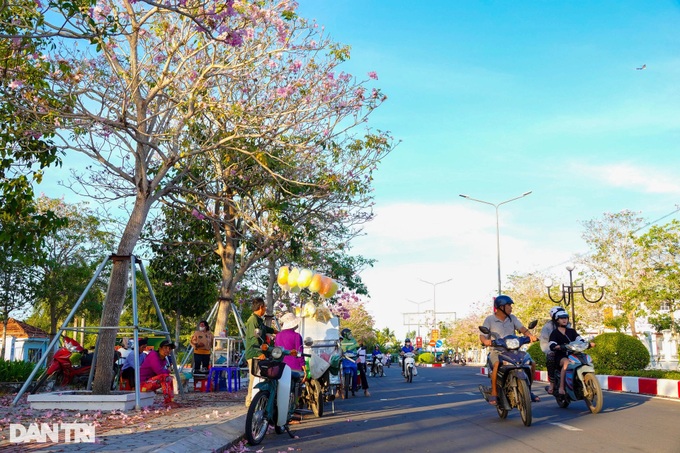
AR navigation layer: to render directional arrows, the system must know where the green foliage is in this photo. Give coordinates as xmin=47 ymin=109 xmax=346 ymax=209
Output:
xmin=0 ymin=359 xmax=43 ymax=382
xmin=592 ymin=368 xmax=680 ymax=380
xmin=526 ymin=342 xmax=546 ymax=370
xmin=589 ymin=332 xmax=650 ymax=372
xmin=647 ymin=314 xmax=678 ymax=333
xmin=417 ymin=352 xmax=434 ymax=364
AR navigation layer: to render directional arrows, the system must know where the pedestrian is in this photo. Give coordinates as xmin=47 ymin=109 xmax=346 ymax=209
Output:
xmin=121 ymin=337 xmax=148 ymax=387
xmin=356 ymin=341 xmax=370 ymax=396
xmin=139 ymin=339 xmax=177 ymax=407
xmin=244 ymin=297 xmax=277 ymax=408
xmin=190 ymin=320 xmax=214 ymax=374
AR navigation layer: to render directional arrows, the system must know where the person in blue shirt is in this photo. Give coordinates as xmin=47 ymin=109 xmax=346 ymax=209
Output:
xmin=400 ymin=339 xmax=414 ymax=376
xmin=121 ymin=337 xmax=148 ymax=387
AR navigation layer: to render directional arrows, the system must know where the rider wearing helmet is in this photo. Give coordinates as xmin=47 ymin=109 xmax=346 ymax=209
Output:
xmin=548 ymin=310 xmax=595 ymax=395
xmin=400 ymin=338 xmax=415 ymax=376
xmin=540 ymin=307 xmax=569 ymax=394
xmin=479 ymin=295 xmax=538 ymax=406
xmin=339 ymin=328 xmax=359 ymax=397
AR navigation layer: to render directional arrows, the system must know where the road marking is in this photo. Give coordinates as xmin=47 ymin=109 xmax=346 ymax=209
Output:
xmin=550 ymin=422 xmax=582 ymax=431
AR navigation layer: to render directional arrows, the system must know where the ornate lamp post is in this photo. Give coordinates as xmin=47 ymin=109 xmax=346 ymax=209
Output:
xmin=544 ymin=263 xmax=606 ymax=329
xmin=420 ymin=278 xmax=452 ymax=329
xmin=407 ymin=298 xmax=430 ymax=337
xmin=459 ymin=191 xmax=532 ymax=295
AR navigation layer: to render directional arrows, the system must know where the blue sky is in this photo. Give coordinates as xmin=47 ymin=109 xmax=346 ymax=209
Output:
xmin=38 ymin=2 xmax=680 ymax=341
xmin=296 ymin=1 xmax=680 ymax=339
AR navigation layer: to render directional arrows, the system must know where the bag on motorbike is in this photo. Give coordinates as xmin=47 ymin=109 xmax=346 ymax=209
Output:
xmin=309 ymin=352 xmax=331 ymax=380
xmin=255 ymin=360 xmax=286 ymax=380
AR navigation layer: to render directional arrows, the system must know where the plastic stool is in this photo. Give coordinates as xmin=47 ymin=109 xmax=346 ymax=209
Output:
xmin=206 ymin=366 xmax=230 ymax=392
xmin=194 ymin=377 xmax=207 ymax=392
xmin=119 ymin=378 xmax=132 ymax=391
xmin=226 ymin=366 xmax=241 ymax=392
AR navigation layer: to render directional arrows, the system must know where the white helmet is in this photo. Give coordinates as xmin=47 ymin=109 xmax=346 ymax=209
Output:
xmin=549 ymin=306 xmax=565 ymax=318
xmin=550 ymin=307 xmax=568 ymax=322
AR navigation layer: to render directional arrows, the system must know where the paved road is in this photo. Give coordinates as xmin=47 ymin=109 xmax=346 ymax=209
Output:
xmin=251 ymin=365 xmax=680 ymax=453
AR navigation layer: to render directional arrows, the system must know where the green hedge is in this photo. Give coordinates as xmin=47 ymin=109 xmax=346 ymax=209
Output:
xmin=527 ymin=343 xmax=545 ymax=369
xmin=589 ymin=332 xmax=650 ymax=372
xmin=417 ymin=352 xmax=434 ymax=364
xmin=0 ymin=359 xmax=43 ymax=382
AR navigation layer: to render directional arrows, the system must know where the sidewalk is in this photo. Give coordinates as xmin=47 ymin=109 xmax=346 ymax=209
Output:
xmin=1 ymin=388 xmax=249 ymax=452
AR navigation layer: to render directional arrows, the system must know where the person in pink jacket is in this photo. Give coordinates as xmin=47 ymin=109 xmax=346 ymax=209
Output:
xmin=139 ymin=340 xmax=177 ymax=407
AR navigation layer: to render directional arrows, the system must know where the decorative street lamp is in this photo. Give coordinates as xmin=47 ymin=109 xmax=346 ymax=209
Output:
xmin=459 ymin=191 xmax=532 ymax=295
xmin=544 ymin=263 xmax=606 ymax=329
xmin=407 ymin=298 xmax=430 ymax=337
xmin=420 ymin=278 xmax=452 ymax=329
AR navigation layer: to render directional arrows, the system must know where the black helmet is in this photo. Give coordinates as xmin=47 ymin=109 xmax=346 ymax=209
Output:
xmin=404 ymin=338 xmax=411 ymax=344
xmin=341 ymin=328 xmax=352 ymax=339
xmin=494 ymin=294 xmax=514 ymax=309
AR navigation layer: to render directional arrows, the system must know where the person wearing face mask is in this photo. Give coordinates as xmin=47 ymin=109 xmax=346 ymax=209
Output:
xmin=190 ymin=320 xmax=214 ymax=374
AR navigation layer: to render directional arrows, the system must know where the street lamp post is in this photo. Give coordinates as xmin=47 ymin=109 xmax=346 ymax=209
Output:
xmin=544 ymin=263 xmax=606 ymax=330
xmin=459 ymin=191 xmax=533 ymax=295
xmin=420 ymin=278 xmax=452 ymax=329
xmin=407 ymin=298 xmax=431 ymax=337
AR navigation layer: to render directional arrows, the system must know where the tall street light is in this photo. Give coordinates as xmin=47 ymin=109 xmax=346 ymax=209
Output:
xmin=544 ymin=263 xmax=606 ymax=330
xmin=407 ymin=298 xmax=431 ymax=337
xmin=420 ymin=278 xmax=452 ymax=329
xmin=459 ymin=191 xmax=533 ymax=295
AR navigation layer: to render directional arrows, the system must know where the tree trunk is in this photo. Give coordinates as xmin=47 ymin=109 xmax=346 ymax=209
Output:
xmin=91 ymin=196 xmax=151 ymax=394
xmin=266 ymin=257 xmax=276 ymax=314
xmin=1 ymin=319 xmax=7 ymax=360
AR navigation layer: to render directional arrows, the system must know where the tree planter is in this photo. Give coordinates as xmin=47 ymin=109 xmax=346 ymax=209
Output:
xmin=27 ymin=390 xmax=155 ymax=411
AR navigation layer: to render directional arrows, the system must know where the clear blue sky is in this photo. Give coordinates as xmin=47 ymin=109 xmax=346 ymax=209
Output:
xmin=39 ymin=2 xmax=680 ymax=341
xmin=296 ymin=1 xmax=680 ymax=339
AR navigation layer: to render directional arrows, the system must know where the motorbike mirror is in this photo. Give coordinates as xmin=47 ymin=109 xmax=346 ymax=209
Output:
xmin=528 ymin=320 xmax=538 ymax=329
xmin=478 ymin=326 xmax=490 ymax=335
xmin=260 ymin=343 xmax=269 ymax=351
xmin=254 ymin=328 xmax=261 ymax=336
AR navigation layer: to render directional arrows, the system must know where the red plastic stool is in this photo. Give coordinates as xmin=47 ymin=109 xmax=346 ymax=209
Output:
xmin=119 ymin=378 xmax=132 ymax=391
xmin=194 ymin=377 xmax=208 ymax=392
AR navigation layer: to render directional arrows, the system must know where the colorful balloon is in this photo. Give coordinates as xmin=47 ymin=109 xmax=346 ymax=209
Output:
xmin=287 ymin=267 xmax=300 ymax=288
xmin=277 ymin=266 xmax=289 ymax=286
xmin=278 ymin=281 xmax=290 ymax=292
xmin=308 ymin=273 xmax=323 ymax=293
xmin=319 ymin=276 xmax=333 ymax=297
xmin=297 ymin=268 xmax=313 ymax=288
xmin=323 ymin=280 xmax=339 ymax=298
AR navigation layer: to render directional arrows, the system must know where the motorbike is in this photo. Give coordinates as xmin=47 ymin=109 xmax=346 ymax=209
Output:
xmin=31 ymin=336 xmax=119 ymax=393
xmin=478 ymin=320 xmax=537 ymax=427
xmin=551 ymin=340 xmax=603 ymax=414
xmin=298 ymin=349 xmax=332 ymax=418
xmin=371 ymin=353 xmax=384 ymax=377
xmin=245 ymin=344 xmax=300 ymax=446
xmin=403 ymin=351 xmax=417 ymax=383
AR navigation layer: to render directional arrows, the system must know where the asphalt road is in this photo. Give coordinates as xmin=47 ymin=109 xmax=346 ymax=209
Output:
xmin=250 ymin=365 xmax=680 ymax=453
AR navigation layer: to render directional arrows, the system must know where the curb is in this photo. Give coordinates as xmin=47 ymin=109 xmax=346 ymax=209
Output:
xmin=480 ymin=367 xmax=680 ymax=399
xmin=155 ymin=413 xmax=247 ymax=453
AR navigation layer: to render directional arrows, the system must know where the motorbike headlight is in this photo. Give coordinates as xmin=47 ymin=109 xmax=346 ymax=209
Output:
xmin=271 ymin=347 xmax=283 ymax=360
xmin=505 ymin=338 xmax=520 ymax=349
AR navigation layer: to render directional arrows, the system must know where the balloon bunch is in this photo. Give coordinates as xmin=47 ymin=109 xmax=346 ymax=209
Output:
xmin=277 ymin=266 xmax=339 ymax=299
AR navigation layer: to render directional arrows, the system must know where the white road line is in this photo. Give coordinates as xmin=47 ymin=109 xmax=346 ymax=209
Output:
xmin=550 ymin=422 xmax=582 ymax=431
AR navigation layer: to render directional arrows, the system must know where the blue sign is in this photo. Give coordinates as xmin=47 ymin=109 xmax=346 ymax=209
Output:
xmin=435 ymin=339 xmax=443 ymax=348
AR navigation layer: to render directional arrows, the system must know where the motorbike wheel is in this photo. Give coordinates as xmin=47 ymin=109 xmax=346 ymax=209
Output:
xmin=583 ymin=373 xmax=603 ymax=414
xmin=516 ymin=379 xmax=533 ymax=427
xmin=245 ymin=390 xmax=270 ymax=445
xmin=496 ymin=402 xmax=508 ymax=419
xmin=407 ymin=367 xmax=413 ymax=383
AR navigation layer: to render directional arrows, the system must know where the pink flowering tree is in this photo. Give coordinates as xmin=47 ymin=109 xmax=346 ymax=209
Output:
xmin=2 ymin=1 xmax=391 ymax=392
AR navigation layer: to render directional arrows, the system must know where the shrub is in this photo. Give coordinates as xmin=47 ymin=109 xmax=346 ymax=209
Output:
xmin=589 ymin=332 xmax=650 ymax=372
xmin=0 ymin=359 xmax=43 ymax=382
xmin=417 ymin=352 xmax=434 ymax=364
xmin=526 ymin=342 xmax=546 ymax=370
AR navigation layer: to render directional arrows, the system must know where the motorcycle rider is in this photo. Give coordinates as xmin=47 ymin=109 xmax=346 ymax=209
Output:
xmin=400 ymin=338 xmax=414 ymax=377
xmin=549 ymin=310 xmax=595 ymax=395
xmin=370 ymin=344 xmax=382 ymax=376
xmin=540 ymin=307 xmax=569 ymax=395
xmin=479 ymin=294 xmax=539 ymax=405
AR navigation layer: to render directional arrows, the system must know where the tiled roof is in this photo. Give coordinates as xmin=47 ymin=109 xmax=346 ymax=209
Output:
xmin=3 ymin=318 xmax=50 ymax=339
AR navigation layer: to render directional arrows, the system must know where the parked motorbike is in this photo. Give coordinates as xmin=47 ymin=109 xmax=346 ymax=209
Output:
xmin=30 ymin=336 xmax=119 ymax=393
xmin=245 ymin=344 xmax=300 ymax=446
xmin=371 ymin=353 xmax=384 ymax=377
xmin=551 ymin=340 xmax=603 ymax=414
xmin=298 ymin=348 xmax=332 ymax=418
xmin=478 ymin=320 xmax=537 ymax=427
xmin=403 ymin=351 xmax=417 ymax=383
